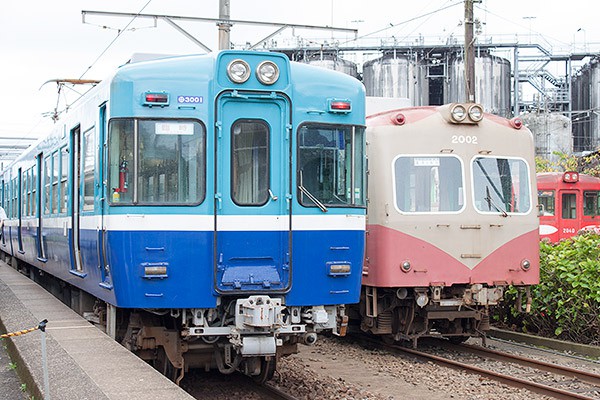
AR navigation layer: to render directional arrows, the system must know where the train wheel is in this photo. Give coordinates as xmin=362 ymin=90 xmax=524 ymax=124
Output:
xmin=154 ymin=347 xmax=179 ymax=382
xmin=252 ymin=357 xmax=276 ymax=384
xmin=448 ymin=336 xmax=469 ymax=344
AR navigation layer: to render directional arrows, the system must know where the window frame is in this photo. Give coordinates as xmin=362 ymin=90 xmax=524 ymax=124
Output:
xmin=296 ymin=122 xmax=366 ymax=209
xmin=107 ymin=117 xmax=207 ymax=207
xmin=230 ymin=118 xmax=270 ymax=207
xmin=471 ymin=155 xmax=532 ymax=216
xmin=392 ymin=153 xmax=466 ymax=215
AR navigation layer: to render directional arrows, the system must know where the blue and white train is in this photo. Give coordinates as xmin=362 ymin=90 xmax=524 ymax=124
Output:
xmin=0 ymin=50 xmax=366 ymax=382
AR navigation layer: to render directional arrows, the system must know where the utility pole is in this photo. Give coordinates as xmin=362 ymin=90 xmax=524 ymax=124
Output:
xmin=464 ymin=0 xmax=476 ymax=103
xmin=218 ymin=0 xmax=231 ymax=50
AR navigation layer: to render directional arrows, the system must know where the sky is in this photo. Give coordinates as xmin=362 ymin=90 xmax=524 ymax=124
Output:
xmin=0 ymin=0 xmax=598 ymax=155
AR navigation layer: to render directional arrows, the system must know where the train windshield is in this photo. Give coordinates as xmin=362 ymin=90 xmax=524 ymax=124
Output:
xmin=108 ymin=118 xmax=206 ymax=205
xmin=583 ymin=191 xmax=600 ymax=216
xmin=297 ymin=124 xmax=365 ymax=209
xmin=538 ymin=190 xmax=555 ymax=216
xmin=393 ymin=155 xmax=464 ymax=213
xmin=472 ymin=157 xmax=531 ymax=215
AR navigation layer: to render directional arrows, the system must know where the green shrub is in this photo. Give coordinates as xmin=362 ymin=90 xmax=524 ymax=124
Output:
xmin=495 ymin=233 xmax=600 ymax=345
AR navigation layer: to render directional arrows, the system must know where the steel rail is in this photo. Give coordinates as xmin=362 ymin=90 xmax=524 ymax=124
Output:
xmin=453 ymin=342 xmax=600 ymax=387
xmin=396 ymin=345 xmax=598 ymax=400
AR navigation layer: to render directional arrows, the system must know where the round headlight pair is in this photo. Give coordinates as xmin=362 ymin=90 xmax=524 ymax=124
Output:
xmin=450 ymin=103 xmax=484 ymax=123
xmin=226 ymin=59 xmax=279 ymax=85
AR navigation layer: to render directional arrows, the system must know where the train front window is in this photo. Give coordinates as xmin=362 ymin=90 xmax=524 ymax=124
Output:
xmin=297 ymin=124 xmax=365 ymax=208
xmin=472 ymin=157 xmax=531 ymax=214
xmin=231 ymin=120 xmax=269 ymax=206
xmin=538 ymin=190 xmax=555 ymax=216
xmin=562 ymin=193 xmax=577 ymax=219
xmin=108 ymin=119 xmax=206 ymax=205
xmin=584 ymin=191 xmax=600 ymax=216
xmin=393 ymin=155 xmax=464 ymax=213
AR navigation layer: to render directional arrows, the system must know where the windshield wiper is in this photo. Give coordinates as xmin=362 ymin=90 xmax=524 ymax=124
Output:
xmin=298 ymin=185 xmax=328 ymax=213
xmin=485 ymin=186 xmax=508 ymax=217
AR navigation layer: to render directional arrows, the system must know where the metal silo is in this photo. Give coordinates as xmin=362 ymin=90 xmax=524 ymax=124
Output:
xmin=362 ymin=54 xmax=427 ymax=106
xmin=521 ymin=112 xmax=572 ymax=160
xmin=446 ymin=54 xmax=511 ymax=117
xmin=304 ymin=53 xmax=359 ymax=78
xmin=572 ymin=57 xmax=600 ymax=152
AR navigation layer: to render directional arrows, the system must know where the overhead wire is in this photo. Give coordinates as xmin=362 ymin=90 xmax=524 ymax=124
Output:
xmin=79 ymin=0 xmax=154 ymax=79
xmin=341 ymin=1 xmax=462 ymax=45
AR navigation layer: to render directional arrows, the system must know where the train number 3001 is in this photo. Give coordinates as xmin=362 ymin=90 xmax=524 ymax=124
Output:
xmin=451 ymin=135 xmax=478 ymax=144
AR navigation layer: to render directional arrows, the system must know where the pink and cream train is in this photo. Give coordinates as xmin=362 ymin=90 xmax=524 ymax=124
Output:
xmin=357 ymin=103 xmax=539 ymax=345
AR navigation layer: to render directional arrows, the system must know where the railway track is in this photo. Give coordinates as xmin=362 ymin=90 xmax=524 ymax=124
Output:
xmin=354 ymin=335 xmax=600 ymax=400
xmin=181 ymin=370 xmax=301 ymax=400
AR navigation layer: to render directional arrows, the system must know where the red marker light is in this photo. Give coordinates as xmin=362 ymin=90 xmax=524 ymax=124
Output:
xmin=328 ymin=99 xmax=352 ymax=113
xmin=143 ymin=92 xmax=169 ymax=107
xmin=392 ymin=113 xmax=406 ymax=125
xmin=145 ymin=93 xmax=169 ymax=103
xmin=510 ymin=117 xmax=523 ymax=129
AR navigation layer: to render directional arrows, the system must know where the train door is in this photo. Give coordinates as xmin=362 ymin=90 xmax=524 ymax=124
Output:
xmin=0 ymin=179 xmax=4 ymax=248
xmin=214 ymin=94 xmax=291 ymax=293
xmin=76 ymin=125 xmax=99 ymax=277
xmin=36 ymin=154 xmax=46 ymax=260
xmin=98 ymin=104 xmax=110 ymax=285
xmin=17 ymin=168 xmax=23 ymax=253
xmin=71 ymin=125 xmax=84 ymax=272
xmin=559 ymin=190 xmax=579 ymax=238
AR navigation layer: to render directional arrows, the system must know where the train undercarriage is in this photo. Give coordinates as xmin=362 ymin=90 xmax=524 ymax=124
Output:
xmin=357 ymin=284 xmax=528 ymax=347
xmin=4 ymin=255 xmax=346 ymax=384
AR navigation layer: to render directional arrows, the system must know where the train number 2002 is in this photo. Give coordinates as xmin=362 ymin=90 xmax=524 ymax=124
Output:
xmin=452 ymin=135 xmax=478 ymax=144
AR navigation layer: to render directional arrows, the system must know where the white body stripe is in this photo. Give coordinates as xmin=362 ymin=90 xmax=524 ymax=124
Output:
xmin=11 ymin=214 xmax=365 ymax=232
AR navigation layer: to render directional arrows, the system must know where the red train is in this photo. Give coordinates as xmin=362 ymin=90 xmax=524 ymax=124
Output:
xmin=537 ymin=171 xmax=600 ymax=242
xmin=357 ymin=103 xmax=540 ymax=346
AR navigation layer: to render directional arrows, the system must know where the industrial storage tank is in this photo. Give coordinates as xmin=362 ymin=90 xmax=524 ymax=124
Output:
xmin=571 ymin=57 xmax=600 ymax=152
xmin=303 ymin=53 xmax=359 ymax=78
xmin=362 ymin=54 xmax=428 ymax=106
xmin=446 ymin=54 xmax=511 ymax=117
xmin=521 ymin=112 xmax=572 ymax=161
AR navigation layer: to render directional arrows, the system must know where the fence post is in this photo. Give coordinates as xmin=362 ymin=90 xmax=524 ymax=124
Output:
xmin=38 ymin=319 xmax=50 ymax=400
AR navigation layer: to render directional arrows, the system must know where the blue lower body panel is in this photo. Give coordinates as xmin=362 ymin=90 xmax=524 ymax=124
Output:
xmin=106 ymin=230 xmax=215 ymax=308
xmin=286 ymin=229 xmax=363 ymax=306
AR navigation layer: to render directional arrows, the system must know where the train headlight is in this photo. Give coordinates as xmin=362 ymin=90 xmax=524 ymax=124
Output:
xmin=227 ymin=59 xmax=251 ymax=83
xmin=468 ymin=104 xmax=484 ymax=122
xmin=256 ymin=61 xmax=280 ymax=85
xmin=450 ymin=104 xmax=467 ymax=122
xmin=521 ymin=259 xmax=531 ymax=271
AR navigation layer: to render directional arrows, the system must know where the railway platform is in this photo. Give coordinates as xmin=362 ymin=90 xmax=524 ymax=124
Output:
xmin=0 ymin=261 xmax=194 ymax=400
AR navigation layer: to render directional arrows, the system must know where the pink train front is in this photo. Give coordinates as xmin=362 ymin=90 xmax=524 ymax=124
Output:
xmin=358 ymin=103 xmax=540 ymax=345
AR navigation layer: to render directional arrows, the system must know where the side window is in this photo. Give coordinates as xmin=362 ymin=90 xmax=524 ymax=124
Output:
xmin=82 ymin=128 xmax=96 ymax=211
xmin=44 ymin=157 xmax=51 ymax=215
xmin=52 ymin=151 xmax=59 ymax=214
xmin=231 ymin=120 xmax=269 ymax=206
xmin=108 ymin=119 xmax=134 ymax=204
xmin=60 ymin=146 xmax=68 ymax=213
xmin=562 ymin=193 xmax=577 ymax=219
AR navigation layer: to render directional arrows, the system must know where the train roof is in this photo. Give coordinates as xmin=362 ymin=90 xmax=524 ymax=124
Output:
xmin=537 ymin=172 xmax=600 ymax=187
